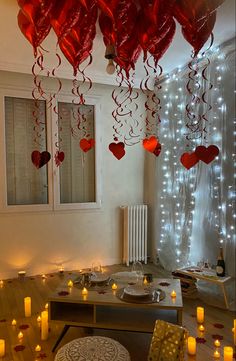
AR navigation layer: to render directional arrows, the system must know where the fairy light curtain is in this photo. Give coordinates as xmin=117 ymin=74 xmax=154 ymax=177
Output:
xmin=154 ymin=38 xmax=235 ymax=275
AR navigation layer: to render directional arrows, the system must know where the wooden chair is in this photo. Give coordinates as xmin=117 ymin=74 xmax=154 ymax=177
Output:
xmin=54 ymin=335 xmax=131 ymax=361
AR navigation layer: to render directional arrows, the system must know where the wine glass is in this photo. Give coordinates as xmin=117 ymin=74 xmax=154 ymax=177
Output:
xmin=131 ymin=261 xmax=144 ymax=285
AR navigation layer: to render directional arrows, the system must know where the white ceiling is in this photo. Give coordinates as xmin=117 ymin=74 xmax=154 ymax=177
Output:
xmin=0 ymin=0 xmax=235 ymax=87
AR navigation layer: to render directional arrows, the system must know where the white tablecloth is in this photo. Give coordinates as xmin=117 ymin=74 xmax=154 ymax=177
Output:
xmin=55 ymin=336 xmax=131 ymax=361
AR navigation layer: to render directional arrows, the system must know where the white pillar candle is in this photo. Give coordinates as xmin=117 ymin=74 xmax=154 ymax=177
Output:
xmin=0 ymin=339 xmax=5 ymax=357
xmin=197 ymin=306 xmax=204 ymax=323
xmin=224 ymin=346 xmax=233 ymax=361
xmin=187 ymin=336 xmax=196 ymax=356
xmin=24 ymin=296 xmax=31 ymax=317
xmin=41 ymin=310 xmax=48 ymax=341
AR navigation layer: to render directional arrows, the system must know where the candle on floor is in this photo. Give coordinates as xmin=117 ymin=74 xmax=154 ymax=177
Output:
xmin=35 ymin=344 xmax=41 ymax=352
xmin=18 ymin=331 xmax=23 ymax=340
xmin=224 ymin=346 xmax=233 ymax=361
xmin=24 ymin=296 xmax=31 ymax=317
xmin=112 ymin=283 xmax=118 ymax=290
xmin=196 ymin=306 xmax=204 ymax=323
xmin=41 ymin=310 xmax=48 ymax=341
xmin=82 ymin=287 xmax=88 ymax=295
xmin=171 ymin=290 xmax=176 ymax=298
xmin=0 ymin=339 xmax=5 ymax=357
xmin=187 ymin=336 xmax=196 ymax=355
xmin=37 ymin=315 xmax=41 ymax=323
xmin=67 ymin=280 xmax=73 ymax=287
xmin=214 ymin=350 xmax=220 ymax=359
xmin=199 ymin=324 xmax=205 ymax=332
xmin=11 ymin=319 xmax=17 ymax=326
xmin=214 ymin=339 xmax=221 ymax=347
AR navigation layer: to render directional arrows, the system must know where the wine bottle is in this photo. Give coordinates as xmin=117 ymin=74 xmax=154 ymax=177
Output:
xmin=216 ymin=247 xmax=225 ymax=277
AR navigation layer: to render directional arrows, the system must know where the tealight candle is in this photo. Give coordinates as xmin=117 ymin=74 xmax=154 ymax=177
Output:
xmin=199 ymin=324 xmax=205 ymax=332
xmin=37 ymin=315 xmax=41 ymax=323
xmin=197 ymin=306 xmax=204 ymax=323
xmin=67 ymin=280 xmax=73 ymax=287
xmin=18 ymin=270 xmax=26 ymax=278
xmin=35 ymin=344 xmax=41 ymax=352
xmin=214 ymin=339 xmax=221 ymax=347
xmin=59 ymin=266 xmax=64 ymax=274
xmin=18 ymin=331 xmax=23 ymax=340
xmin=143 ymin=277 xmax=148 ymax=285
xmin=187 ymin=336 xmax=196 ymax=356
xmin=171 ymin=290 xmax=176 ymax=298
xmin=112 ymin=283 xmax=118 ymax=290
xmin=82 ymin=287 xmax=88 ymax=296
xmin=0 ymin=280 xmax=3 ymax=287
xmin=42 ymin=274 xmax=46 ymax=280
xmin=11 ymin=319 xmax=17 ymax=326
xmin=24 ymin=296 xmax=31 ymax=317
xmin=224 ymin=346 xmax=233 ymax=361
xmin=0 ymin=339 xmax=5 ymax=357
xmin=45 ymin=303 xmax=48 ymax=309
xmin=214 ymin=350 xmax=220 ymax=359
xmin=41 ymin=310 xmax=48 ymax=341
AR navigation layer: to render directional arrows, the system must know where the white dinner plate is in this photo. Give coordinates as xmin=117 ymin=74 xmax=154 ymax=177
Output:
xmin=90 ymin=274 xmax=110 ymax=283
xmin=124 ymin=285 xmax=152 ymax=297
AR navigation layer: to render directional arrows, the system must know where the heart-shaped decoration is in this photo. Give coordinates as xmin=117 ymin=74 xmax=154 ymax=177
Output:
xmin=142 ymin=136 xmax=158 ymax=153
xmin=153 ymin=142 xmax=162 ymax=157
xmin=180 ymin=152 xmax=199 ymax=170
xmin=31 ymin=150 xmax=51 ymax=169
xmin=79 ymin=138 xmax=95 ymax=152
xmin=109 ymin=142 xmax=125 ymax=160
xmin=54 ymin=151 xmax=65 ymax=166
xmin=195 ymin=145 xmax=219 ymax=164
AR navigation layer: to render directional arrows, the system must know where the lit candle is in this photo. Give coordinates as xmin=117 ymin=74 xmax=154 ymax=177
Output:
xmin=18 ymin=331 xmax=23 ymax=340
xmin=187 ymin=336 xmax=196 ymax=355
xmin=18 ymin=270 xmax=26 ymax=278
xmin=24 ymin=296 xmax=31 ymax=317
xmin=171 ymin=290 xmax=176 ymax=298
xmin=35 ymin=344 xmax=41 ymax=352
xmin=234 ymin=319 xmax=236 ymax=345
xmin=11 ymin=319 xmax=17 ymax=326
xmin=82 ymin=287 xmax=88 ymax=296
xmin=199 ymin=324 xmax=205 ymax=332
xmin=45 ymin=303 xmax=48 ymax=309
xmin=214 ymin=350 xmax=220 ymax=359
xmin=143 ymin=277 xmax=148 ymax=285
xmin=67 ymin=280 xmax=73 ymax=287
xmin=112 ymin=283 xmax=118 ymax=290
xmin=224 ymin=346 xmax=233 ymax=361
xmin=42 ymin=274 xmax=46 ymax=280
xmin=59 ymin=266 xmax=64 ymax=274
xmin=0 ymin=280 xmax=3 ymax=287
xmin=214 ymin=339 xmax=221 ymax=347
xmin=0 ymin=339 xmax=5 ymax=357
xmin=37 ymin=315 xmax=41 ymax=323
xmin=197 ymin=307 xmax=204 ymax=323
xmin=41 ymin=310 xmax=48 ymax=341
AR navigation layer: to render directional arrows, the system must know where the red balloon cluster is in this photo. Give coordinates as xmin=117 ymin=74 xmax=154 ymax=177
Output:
xmin=17 ymin=0 xmax=225 ymax=76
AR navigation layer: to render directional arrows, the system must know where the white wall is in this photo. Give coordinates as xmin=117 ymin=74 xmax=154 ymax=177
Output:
xmin=0 ymin=70 xmax=147 ymax=279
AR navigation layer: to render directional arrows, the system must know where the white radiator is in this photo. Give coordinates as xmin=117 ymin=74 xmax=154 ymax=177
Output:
xmin=121 ymin=205 xmax=148 ymax=266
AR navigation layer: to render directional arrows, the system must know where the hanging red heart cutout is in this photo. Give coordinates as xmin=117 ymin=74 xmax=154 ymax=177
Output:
xmin=109 ymin=142 xmax=125 ymax=160
xmin=153 ymin=142 xmax=162 ymax=157
xmin=180 ymin=152 xmax=199 ymax=170
xmin=195 ymin=145 xmax=219 ymax=164
xmin=31 ymin=150 xmax=51 ymax=169
xmin=79 ymin=138 xmax=95 ymax=152
xmin=143 ymin=136 xmax=158 ymax=153
xmin=54 ymin=151 xmax=65 ymax=166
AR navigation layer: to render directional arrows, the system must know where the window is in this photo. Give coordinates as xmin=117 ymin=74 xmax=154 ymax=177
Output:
xmin=0 ymin=89 xmax=101 ymax=212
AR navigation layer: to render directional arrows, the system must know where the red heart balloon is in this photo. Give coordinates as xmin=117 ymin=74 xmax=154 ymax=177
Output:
xmin=79 ymin=138 xmax=95 ymax=152
xmin=31 ymin=150 xmax=51 ymax=169
xmin=143 ymin=136 xmax=158 ymax=153
xmin=54 ymin=151 xmax=65 ymax=166
xmin=180 ymin=152 xmax=199 ymax=170
xmin=195 ymin=145 xmax=219 ymax=164
xmin=109 ymin=142 xmax=125 ymax=160
xmin=153 ymin=142 xmax=162 ymax=157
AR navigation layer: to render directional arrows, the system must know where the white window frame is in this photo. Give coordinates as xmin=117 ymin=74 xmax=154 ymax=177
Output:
xmin=0 ymin=87 xmax=102 ymax=213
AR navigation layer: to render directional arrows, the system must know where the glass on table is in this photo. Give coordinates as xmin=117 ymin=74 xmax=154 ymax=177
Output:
xmin=131 ymin=261 xmax=144 ymax=285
